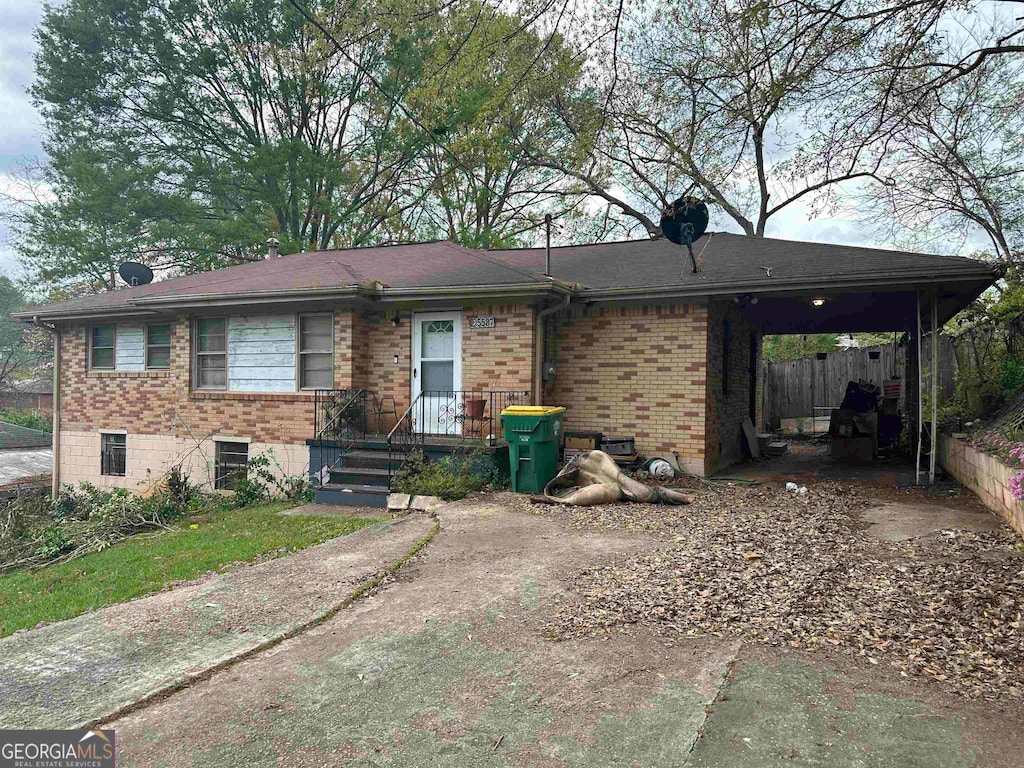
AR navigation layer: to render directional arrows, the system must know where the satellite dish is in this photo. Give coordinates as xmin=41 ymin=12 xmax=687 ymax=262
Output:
xmin=118 ymin=262 xmax=154 ymax=287
xmin=660 ymin=196 xmax=709 ymax=273
xmin=661 ymin=197 xmax=709 ymax=245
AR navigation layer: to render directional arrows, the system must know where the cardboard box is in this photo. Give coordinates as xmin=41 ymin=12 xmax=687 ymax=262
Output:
xmin=830 ymin=436 xmax=874 ymax=460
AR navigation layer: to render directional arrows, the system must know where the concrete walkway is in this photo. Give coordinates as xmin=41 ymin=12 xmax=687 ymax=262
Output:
xmin=0 ymin=514 xmax=435 ymax=729
xmin=98 ymin=496 xmax=1023 ymax=768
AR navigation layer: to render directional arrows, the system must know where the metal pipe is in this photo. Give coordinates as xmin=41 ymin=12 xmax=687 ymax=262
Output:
xmin=930 ymin=292 xmax=938 ymax=484
xmin=915 ymin=291 xmax=922 ymax=485
xmin=534 ymin=294 xmax=571 ymax=405
xmin=544 ymin=214 xmax=552 ymax=277
xmin=31 ymin=316 xmax=60 ymax=497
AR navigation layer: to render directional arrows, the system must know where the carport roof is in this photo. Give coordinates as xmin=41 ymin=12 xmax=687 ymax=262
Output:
xmin=14 ymin=234 xmax=999 ymax=326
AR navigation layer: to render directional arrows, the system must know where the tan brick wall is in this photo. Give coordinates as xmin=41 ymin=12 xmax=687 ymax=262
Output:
xmin=705 ymin=301 xmax=759 ymax=473
xmin=549 ymin=302 xmax=708 ymax=474
xmin=462 ymin=304 xmax=534 ymax=395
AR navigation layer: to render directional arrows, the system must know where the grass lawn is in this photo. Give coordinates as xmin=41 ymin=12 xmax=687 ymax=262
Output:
xmin=0 ymin=502 xmax=382 ymax=638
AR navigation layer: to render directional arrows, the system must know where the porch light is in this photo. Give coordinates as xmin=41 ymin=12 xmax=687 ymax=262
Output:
xmin=811 ymin=298 xmax=826 ymax=307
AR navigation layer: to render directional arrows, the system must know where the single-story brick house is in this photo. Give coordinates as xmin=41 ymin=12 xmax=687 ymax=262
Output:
xmin=15 ymin=234 xmax=997 ymax=502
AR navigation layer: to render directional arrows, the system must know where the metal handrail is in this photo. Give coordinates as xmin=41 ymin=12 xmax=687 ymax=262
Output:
xmin=387 ymin=391 xmax=423 ymax=444
xmin=316 ymin=389 xmax=368 ymax=440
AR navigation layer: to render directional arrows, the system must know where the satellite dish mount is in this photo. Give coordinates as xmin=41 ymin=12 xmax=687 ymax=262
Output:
xmin=659 ymin=196 xmax=710 ymax=274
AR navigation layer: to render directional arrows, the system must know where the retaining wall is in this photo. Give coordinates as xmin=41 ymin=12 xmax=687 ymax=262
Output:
xmin=938 ymin=434 xmax=1024 ymax=535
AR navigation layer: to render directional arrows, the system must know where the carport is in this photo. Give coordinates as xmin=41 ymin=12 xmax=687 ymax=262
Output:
xmin=737 ymin=264 xmax=1000 ymax=483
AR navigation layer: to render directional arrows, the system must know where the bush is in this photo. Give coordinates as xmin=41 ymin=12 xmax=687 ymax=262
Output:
xmin=231 ymin=451 xmax=312 ymax=508
xmin=1001 ymin=357 xmax=1024 ymax=398
xmin=393 ymin=450 xmax=496 ymax=501
xmin=0 ymin=409 xmax=51 ymax=432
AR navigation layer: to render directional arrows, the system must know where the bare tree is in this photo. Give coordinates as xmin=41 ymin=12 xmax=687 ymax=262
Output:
xmin=861 ymin=54 xmax=1024 ymax=263
xmin=787 ymin=0 xmax=1024 ymax=97
xmin=531 ymin=0 xmax=902 ymax=238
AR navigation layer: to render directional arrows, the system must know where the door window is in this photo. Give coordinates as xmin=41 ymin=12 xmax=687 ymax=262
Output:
xmin=420 ymin=319 xmax=454 ymax=393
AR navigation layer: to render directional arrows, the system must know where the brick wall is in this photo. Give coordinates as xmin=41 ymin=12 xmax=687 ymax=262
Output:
xmin=462 ymin=304 xmax=535 ymax=395
xmin=705 ymin=300 xmax=759 ymax=473
xmin=549 ymin=302 xmax=708 ymax=474
xmin=56 ymin=302 xmax=536 ymax=487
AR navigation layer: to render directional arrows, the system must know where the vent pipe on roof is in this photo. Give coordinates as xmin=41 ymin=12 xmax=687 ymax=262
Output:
xmin=266 ymin=237 xmax=280 ymax=259
xmin=544 ymin=214 xmax=552 ymax=278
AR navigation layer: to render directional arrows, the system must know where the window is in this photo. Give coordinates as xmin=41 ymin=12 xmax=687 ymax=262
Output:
xmin=90 ymin=325 xmax=115 ymax=369
xmin=299 ymin=314 xmax=333 ymax=389
xmin=146 ymin=324 xmax=171 ymax=370
xmin=215 ymin=441 xmax=248 ymax=490
xmin=196 ymin=318 xmax=227 ymax=388
xmin=101 ymin=433 xmax=126 ymax=476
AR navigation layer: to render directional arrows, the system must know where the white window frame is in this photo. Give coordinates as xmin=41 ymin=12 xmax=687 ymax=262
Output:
xmin=194 ymin=317 xmax=229 ymax=390
xmin=297 ymin=312 xmax=334 ymax=390
xmin=145 ymin=322 xmax=172 ymax=371
xmin=88 ymin=324 xmax=117 ymax=370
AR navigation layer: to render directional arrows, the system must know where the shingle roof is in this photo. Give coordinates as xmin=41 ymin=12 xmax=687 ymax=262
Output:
xmin=0 ymin=422 xmax=52 ymax=450
xmin=488 ymin=232 xmax=997 ymax=292
xmin=15 ymin=233 xmax=998 ymax=320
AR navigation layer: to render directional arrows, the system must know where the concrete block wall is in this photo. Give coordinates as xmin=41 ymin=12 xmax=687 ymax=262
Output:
xmin=549 ymin=301 xmax=708 ymax=474
xmin=939 ymin=435 xmax=1024 ymax=535
xmin=58 ymin=430 xmax=307 ymax=493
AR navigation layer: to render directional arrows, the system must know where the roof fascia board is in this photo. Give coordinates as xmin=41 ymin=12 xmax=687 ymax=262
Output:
xmin=582 ymin=271 xmax=996 ymax=303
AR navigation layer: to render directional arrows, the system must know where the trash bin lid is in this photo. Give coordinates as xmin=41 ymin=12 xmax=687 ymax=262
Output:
xmin=501 ymin=405 xmax=566 ymax=416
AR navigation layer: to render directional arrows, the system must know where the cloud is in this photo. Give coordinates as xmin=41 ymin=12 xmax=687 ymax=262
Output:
xmin=0 ymin=1 xmax=47 ymax=172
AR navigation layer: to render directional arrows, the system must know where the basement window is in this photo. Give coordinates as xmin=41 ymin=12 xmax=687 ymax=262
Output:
xmin=90 ymin=325 xmax=116 ymax=370
xmin=215 ymin=441 xmax=249 ymax=490
xmin=100 ymin=433 xmax=126 ymax=476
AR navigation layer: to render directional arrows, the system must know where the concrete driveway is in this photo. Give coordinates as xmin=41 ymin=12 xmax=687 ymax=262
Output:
xmin=97 ymin=495 xmax=1022 ymax=768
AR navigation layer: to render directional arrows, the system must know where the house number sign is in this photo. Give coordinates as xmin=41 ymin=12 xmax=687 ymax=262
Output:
xmin=470 ymin=315 xmax=496 ymax=329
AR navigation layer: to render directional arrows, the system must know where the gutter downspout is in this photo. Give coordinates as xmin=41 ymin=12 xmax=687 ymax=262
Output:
xmin=534 ymin=294 xmax=571 ymax=405
xmin=32 ymin=317 xmax=59 ymax=497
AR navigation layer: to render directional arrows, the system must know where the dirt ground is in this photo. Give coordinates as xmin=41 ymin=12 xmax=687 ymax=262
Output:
xmin=103 ymin=482 xmax=1024 ymax=768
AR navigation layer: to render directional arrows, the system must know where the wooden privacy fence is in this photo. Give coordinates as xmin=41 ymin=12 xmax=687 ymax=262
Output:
xmin=762 ymin=336 xmax=957 ymax=428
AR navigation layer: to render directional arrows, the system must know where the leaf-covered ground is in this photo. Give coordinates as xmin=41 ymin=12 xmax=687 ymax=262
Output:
xmin=526 ymin=482 xmax=1024 ymax=701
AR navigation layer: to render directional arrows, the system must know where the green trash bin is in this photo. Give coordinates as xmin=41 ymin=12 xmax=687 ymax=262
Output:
xmin=501 ymin=405 xmax=565 ymax=494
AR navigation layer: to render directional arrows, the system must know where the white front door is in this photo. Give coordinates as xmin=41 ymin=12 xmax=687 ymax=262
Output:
xmin=411 ymin=311 xmax=462 ymax=435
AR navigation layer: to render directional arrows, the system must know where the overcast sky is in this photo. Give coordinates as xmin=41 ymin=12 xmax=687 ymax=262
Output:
xmin=0 ymin=0 xmax=990 ymax=284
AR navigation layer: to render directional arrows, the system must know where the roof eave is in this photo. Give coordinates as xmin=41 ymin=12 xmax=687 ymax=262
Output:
xmin=375 ymin=281 xmax=573 ymax=301
xmin=580 ymin=269 xmax=997 ymax=302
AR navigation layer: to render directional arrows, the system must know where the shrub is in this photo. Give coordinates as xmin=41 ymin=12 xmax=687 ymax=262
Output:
xmin=231 ymin=451 xmax=312 ymax=508
xmin=0 ymin=409 xmax=51 ymax=432
xmin=1001 ymin=357 xmax=1024 ymax=398
xmin=393 ymin=450 xmax=495 ymax=501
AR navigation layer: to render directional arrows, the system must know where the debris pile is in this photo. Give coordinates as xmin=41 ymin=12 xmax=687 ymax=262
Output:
xmin=540 ymin=483 xmax=1024 ymax=700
